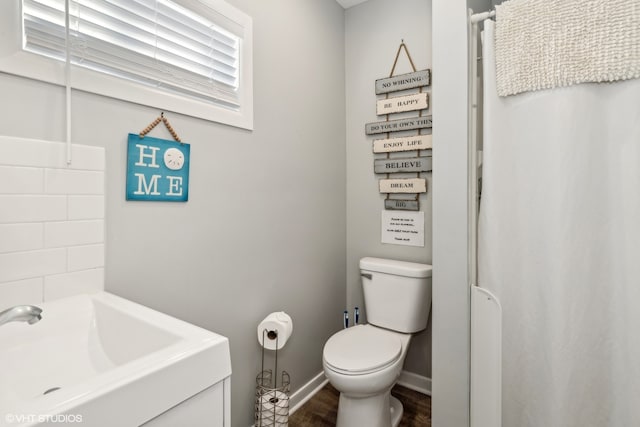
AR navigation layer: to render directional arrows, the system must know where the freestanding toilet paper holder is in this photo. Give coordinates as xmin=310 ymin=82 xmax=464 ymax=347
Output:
xmin=255 ymin=329 xmax=290 ymax=427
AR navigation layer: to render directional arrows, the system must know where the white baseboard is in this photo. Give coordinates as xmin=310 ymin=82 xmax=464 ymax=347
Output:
xmin=289 ymin=371 xmax=329 ymax=415
xmin=397 ymin=370 xmax=432 ymax=396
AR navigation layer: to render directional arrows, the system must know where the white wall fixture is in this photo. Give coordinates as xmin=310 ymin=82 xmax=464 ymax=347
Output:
xmin=470 ymin=286 xmax=502 ymax=427
xmin=431 ymin=0 xmax=475 ymax=424
xmin=0 ymin=292 xmax=232 ymax=426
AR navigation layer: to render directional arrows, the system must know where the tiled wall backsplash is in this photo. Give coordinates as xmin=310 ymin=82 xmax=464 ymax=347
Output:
xmin=0 ymin=136 xmax=105 ymax=310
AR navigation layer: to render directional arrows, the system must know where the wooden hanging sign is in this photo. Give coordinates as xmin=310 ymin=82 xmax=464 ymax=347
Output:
xmin=385 ymin=199 xmax=420 ymax=211
xmin=377 ymin=93 xmax=428 ymax=115
xmin=374 ymin=156 xmax=432 ymax=174
xmin=373 ymin=134 xmax=432 ymax=153
xmin=375 ymin=69 xmax=431 ymax=94
xmin=379 ymin=178 xmax=427 ymax=193
xmin=126 ymin=134 xmax=190 ymax=202
xmin=366 ymin=115 xmax=432 ymax=135
xmin=126 ymin=113 xmax=189 ymax=202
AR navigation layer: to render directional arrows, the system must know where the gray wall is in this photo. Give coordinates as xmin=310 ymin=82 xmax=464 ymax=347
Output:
xmin=0 ymin=1 xmax=346 ymax=426
xmin=345 ymin=0 xmax=432 ymax=378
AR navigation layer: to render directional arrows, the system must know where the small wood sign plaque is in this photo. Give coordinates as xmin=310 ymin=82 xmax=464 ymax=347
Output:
xmin=126 ymin=134 xmax=190 ymax=202
xmin=376 ymin=70 xmax=431 ymax=94
xmin=373 ymin=134 xmax=432 ymax=153
xmin=365 ymin=115 xmax=432 ymax=135
xmin=379 ymin=178 xmax=427 ymax=194
xmin=377 ymin=93 xmax=428 ymax=116
xmin=374 ymin=156 xmax=432 ymax=174
xmin=384 ymin=199 xmax=419 ymax=211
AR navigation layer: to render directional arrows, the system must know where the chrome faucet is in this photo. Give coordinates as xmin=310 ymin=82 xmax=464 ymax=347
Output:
xmin=0 ymin=305 xmax=42 ymax=327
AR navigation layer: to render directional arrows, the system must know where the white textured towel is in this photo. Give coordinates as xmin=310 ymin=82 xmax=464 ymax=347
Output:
xmin=494 ymin=0 xmax=640 ymax=96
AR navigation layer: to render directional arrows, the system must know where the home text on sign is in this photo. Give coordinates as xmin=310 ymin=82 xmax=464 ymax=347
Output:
xmin=126 ymin=134 xmax=190 ymax=202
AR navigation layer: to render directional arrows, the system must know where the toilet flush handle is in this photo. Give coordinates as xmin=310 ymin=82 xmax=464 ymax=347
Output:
xmin=361 ymin=273 xmax=372 ymax=280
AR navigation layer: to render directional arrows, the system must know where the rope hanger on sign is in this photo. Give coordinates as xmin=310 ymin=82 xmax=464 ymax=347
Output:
xmin=389 ymin=39 xmax=418 ymax=77
xmin=139 ymin=112 xmax=183 ymax=144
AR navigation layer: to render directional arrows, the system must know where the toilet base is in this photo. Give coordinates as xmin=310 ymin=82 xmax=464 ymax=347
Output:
xmin=390 ymin=395 xmax=403 ymax=427
xmin=335 ymin=389 xmax=404 ymax=427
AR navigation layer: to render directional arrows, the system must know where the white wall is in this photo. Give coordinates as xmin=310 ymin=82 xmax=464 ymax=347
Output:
xmin=0 ymin=1 xmax=346 ymax=426
xmin=345 ymin=0 xmax=432 ymax=379
xmin=431 ymin=1 xmax=470 ymax=422
xmin=431 ymin=0 xmax=490 ymax=426
xmin=0 ymin=137 xmax=105 ymax=310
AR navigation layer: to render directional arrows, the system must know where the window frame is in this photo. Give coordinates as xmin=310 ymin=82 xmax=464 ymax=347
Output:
xmin=0 ymin=0 xmax=253 ymax=130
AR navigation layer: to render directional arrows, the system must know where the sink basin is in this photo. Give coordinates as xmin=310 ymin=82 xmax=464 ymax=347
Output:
xmin=0 ymin=292 xmax=231 ymax=426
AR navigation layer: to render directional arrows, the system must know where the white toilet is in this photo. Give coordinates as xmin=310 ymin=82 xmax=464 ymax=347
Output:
xmin=322 ymin=257 xmax=432 ymax=427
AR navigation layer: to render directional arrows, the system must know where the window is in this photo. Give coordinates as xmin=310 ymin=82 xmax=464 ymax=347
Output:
xmin=0 ymin=0 xmax=253 ymax=129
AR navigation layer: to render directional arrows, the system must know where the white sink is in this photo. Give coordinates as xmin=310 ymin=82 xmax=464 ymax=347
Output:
xmin=0 ymin=292 xmax=231 ymax=426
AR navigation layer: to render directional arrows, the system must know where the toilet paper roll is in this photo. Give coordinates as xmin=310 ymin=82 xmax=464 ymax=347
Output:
xmin=257 ymin=311 xmax=293 ymax=350
xmin=259 ymin=391 xmax=289 ymax=426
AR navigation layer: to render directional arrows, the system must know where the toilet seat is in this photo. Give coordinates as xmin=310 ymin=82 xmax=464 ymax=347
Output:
xmin=323 ymin=325 xmax=402 ymax=375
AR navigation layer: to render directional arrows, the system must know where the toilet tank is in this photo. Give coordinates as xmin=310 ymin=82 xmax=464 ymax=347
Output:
xmin=360 ymin=257 xmax=432 ymax=333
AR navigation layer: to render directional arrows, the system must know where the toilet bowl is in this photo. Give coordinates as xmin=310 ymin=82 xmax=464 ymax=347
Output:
xmin=322 ymin=257 xmax=432 ymax=427
xmin=323 ymin=324 xmax=411 ymax=427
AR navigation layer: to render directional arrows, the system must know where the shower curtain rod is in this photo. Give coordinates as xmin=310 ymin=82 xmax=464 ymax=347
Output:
xmin=470 ymin=10 xmax=495 ymax=24
xmin=468 ymin=8 xmax=491 ymax=287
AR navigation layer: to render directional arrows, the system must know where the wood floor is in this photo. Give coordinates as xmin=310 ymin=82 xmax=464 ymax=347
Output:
xmin=289 ymin=383 xmax=431 ymax=427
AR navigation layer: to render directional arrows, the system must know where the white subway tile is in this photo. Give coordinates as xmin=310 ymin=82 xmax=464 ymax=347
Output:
xmin=45 ymin=169 xmax=104 ymax=195
xmin=0 ymin=195 xmax=67 ymax=223
xmin=68 ymin=244 xmax=104 ymax=271
xmin=44 ymin=220 xmax=104 ymax=248
xmin=0 ymin=136 xmax=107 ymax=302
xmin=0 ymin=278 xmax=44 ymax=311
xmin=68 ymin=195 xmax=105 ymax=220
xmin=0 ymin=249 xmax=66 ymax=283
xmin=0 ymin=136 xmax=105 ymax=171
xmin=0 ymin=136 xmax=66 ymax=168
xmin=44 ymin=268 xmax=104 ymax=301
xmin=0 ymin=166 xmax=44 ymax=194
xmin=0 ymin=223 xmax=43 ymax=254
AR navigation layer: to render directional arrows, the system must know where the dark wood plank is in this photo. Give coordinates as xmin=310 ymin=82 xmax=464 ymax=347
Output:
xmin=392 ymin=385 xmax=431 ymax=427
xmin=289 ymin=383 xmax=431 ymax=427
xmin=289 ymin=383 xmax=339 ymax=426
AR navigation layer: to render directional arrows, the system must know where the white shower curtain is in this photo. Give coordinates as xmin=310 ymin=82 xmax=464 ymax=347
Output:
xmin=478 ymin=20 xmax=640 ymax=427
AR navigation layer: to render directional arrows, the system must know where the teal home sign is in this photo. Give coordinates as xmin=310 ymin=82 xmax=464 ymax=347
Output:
xmin=126 ymin=133 xmax=190 ymax=202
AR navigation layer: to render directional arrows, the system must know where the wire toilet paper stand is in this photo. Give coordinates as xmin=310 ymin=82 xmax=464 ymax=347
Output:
xmin=255 ymin=329 xmax=290 ymax=427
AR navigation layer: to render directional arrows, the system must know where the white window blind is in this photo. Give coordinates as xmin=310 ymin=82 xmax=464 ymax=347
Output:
xmin=23 ymin=0 xmax=243 ymax=108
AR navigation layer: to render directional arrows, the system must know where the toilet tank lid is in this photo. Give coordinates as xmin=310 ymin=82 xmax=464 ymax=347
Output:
xmin=360 ymin=257 xmax=432 ymax=278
